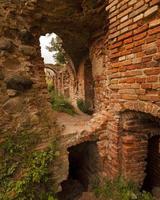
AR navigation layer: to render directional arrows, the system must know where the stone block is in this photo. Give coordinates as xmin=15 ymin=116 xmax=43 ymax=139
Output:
xmin=19 ymin=45 xmax=36 ymax=56
xmin=7 ymin=89 xmax=17 ymax=97
xmin=0 ymin=38 xmax=12 ymax=50
xmin=2 ymin=97 xmax=24 ymax=114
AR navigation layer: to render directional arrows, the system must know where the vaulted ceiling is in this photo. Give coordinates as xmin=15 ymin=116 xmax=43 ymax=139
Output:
xmin=1 ymin=0 xmax=108 ymax=69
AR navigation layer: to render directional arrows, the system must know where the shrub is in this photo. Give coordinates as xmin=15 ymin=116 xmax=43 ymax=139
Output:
xmin=91 ymin=177 xmax=154 ymax=200
xmin=77 ymin=99 xmax=93 ymax=115
xmin=0 ymin=132 xmax=59 ymax=200
xmin=47 ymin=82 xmax=54 ymax=93
xmin=50 ymin=90 xmax=76 ymax=115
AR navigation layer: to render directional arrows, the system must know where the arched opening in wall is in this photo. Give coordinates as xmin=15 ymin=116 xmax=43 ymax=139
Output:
xmin=39 ymin=33 xmax=61 ymax=92
xmin=142 ymin=135 xmax=160 ymax=192
xmin=121 ymin=111 xmax=160 ymax=196
xmin=39 ymin=33 xmax=77 ymax=114
xmin=57 ymin=141 xmax=101 ymax=200
xmin=77 ymin=56 xmax=95 ymax=115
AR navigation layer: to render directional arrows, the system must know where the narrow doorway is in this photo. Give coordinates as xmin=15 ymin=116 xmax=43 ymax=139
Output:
xmin=143 ymin=136 xmax=160 ymax=192
xmin=58 ymin=141 xmax=101 ymax=200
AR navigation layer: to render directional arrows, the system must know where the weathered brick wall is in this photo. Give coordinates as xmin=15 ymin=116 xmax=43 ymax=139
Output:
xmin=120 ymin=111 xmax=160 ymax=187
xmin=91 ymin=0 xmax=160 ymax=113
xmin=0 ymin=0 xmax=160 ymax=192
xmin=88 ymin=0 xmax=160 ymax=186
xmin=91 ymin=0 xmax=160 ymax=110
xmin=107 ymin=0 xmax=160 ymax=106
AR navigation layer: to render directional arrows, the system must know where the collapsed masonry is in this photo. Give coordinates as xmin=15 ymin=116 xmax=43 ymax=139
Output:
xmin=0 ymin=0 xmax=160 ymax=197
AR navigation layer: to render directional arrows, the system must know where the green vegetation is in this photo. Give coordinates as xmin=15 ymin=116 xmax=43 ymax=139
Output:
xmin=92 ymin=177 xmax=154 ymax=200
xmin=0 ymin=132 xmax=59 ymax=200
xmin=50 ymin=90 xmax=76 ymax=115
xmin=47 ymin=82 xmax=54 ymax=93
xmin=46 ymin=36 xmax=66 ymax=65
xmin=77 ymin=99 xmax=93 ymax=115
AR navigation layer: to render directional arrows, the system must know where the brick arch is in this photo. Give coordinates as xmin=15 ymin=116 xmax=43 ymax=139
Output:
xmin=119 ymin=105 xmax=160 ymax=188
xmin=108 ymin=101 xmax=160 ymax=121
xmin=123 ymin=101 xmax=160 ymax=119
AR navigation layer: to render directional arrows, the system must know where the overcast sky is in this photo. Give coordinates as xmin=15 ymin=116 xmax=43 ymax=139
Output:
xmin=39 ymin=33 xmax=56 ymax=64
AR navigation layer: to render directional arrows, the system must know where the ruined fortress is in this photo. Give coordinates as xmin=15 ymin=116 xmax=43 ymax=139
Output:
xmin=0 ymin=0 xmax=160 ymax=198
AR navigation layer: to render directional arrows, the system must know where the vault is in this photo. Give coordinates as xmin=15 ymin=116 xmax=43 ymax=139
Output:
xmin=58 ymin=141 xmax=101 ymax=200
xmin=121 ymin=111 xmax=160 ymax=193
xmin=10 ymin=0 xmax=108 ymax=70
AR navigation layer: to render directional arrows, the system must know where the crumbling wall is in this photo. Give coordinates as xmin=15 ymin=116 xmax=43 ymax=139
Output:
xmin=0 ymin=0 xmax=160 ymax=192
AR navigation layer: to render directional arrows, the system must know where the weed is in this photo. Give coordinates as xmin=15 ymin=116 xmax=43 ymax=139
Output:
xmin=0 ymin=132 xmax=59 ymax=200
xmin=91 ymin=177 xmax=154 ymax=200
xmin=50 ymin=90 xmax=76 ymax=115
xmin=77 ymin=99 xmax=93 ymax=115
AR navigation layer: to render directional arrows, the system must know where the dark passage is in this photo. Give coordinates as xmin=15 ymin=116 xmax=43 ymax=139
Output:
xmin=58 ymin=141 xmax=101 ymax=200
xmin=143 ymin=135 xmax=160 ymax=192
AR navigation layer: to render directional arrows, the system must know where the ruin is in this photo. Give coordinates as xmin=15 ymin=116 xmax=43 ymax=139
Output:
xmin=0 ymin=0 xmax=160 ymax=199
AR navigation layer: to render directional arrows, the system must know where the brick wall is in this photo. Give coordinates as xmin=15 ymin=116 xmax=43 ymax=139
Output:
xmin=107 ymin=0 xmax=160 ymax=105
xmin=1 ymin=0 xmax=160 ymax=191
xmin=120 ymin=111 xmax=160 ymax=188
xmin=90 ymin=0 xmax=160 ymax=113
xmin=88 ymin=1 xmax=160 ymax=185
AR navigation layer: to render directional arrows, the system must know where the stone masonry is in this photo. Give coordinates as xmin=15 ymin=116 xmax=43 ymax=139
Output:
xmin=0 ymin=0 xmax=160 ymax=194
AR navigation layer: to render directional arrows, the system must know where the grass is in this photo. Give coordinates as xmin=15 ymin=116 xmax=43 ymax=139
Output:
xmin=50 ymin=90 xmax=76 ymax=115
xmin=91 ymin=177 xmax=154 ymax=200
xmin=77 ymin=99 xmax=93 ymax=115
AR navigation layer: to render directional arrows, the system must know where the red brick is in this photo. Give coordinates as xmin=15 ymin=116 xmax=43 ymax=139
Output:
xmin=147 ymin=76 xmax=158 ymax=82
xmin=121 ymin=94 xmax=138 ymax=100
xmin=144 ymin=68 xmax=160 ymax=75
xmin=124 ymin=38 xmax=133 ymax=44
xmin=139 ymin=95 xmax=159 ymax=101
xmin=148 ymin=26 xmax=160 ymax=35
xmin=150 ymin=0 xmax=160 ymax=6
xmin=133 ymin=46 xmax=142 ymax=53
xmin=134 ymin=32 xmax=147 ymax=41
xmin=146 ymin=35 xmax=157 ymax=43
xmin=133 ymin=24 xmax=148 ymax=35
xmin=110 ymin=41 xmax=123 ymax=49
xmin=118 ymin=31 xmax=133 ymax=41
xmin=152 ymin=84 xmax=160 ymax=89
xmin=142 ymin=56 xmax=152 ymax=62
xmin=134 ymin=39 xmax=145 ymax=47
xmin=125 ymin=43 xmax=134 ymax=49
xmin=136 ymin=52 xmax=145 ymax=58
xmin=126 ymin=65 xmax=140 ymax=70
xmin=119 ymin=78 xmax=136 ymax=83
xmin=136 ymin=77 xmax=146 ymax=83
xmin=141 ymin=83 xmax=152 ymax=89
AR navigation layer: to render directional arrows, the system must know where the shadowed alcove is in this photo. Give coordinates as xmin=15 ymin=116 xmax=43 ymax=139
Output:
xmin=58 ymin=141 xmax=101 ymax=200
xmin=121 ymin=111 xmax=160 ymax=195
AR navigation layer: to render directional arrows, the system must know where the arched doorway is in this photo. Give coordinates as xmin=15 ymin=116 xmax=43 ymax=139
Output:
xmin=143 ymin=135 xmax=160 ymax=192
xmin=120 ymin=111 xmax=160 ymax=194
xmin=58 ymin=141 xmax=101 ymax=200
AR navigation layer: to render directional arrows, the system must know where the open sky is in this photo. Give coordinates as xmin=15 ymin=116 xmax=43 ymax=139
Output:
xmin=39 ymin=33 xmax=56 ymax=64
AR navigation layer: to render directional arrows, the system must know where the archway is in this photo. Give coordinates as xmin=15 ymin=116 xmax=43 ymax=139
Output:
xmin=143 ymin=135 xmax=160 ymax=192
xmin=120 ymin=110 xmax=160 ymax=194
xmin=58 ymin=141 xmax=101 ymax=200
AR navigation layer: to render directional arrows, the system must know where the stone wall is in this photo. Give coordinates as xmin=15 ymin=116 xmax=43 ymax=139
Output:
xmin=0 ymin=0 xmax=160 ymax=194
